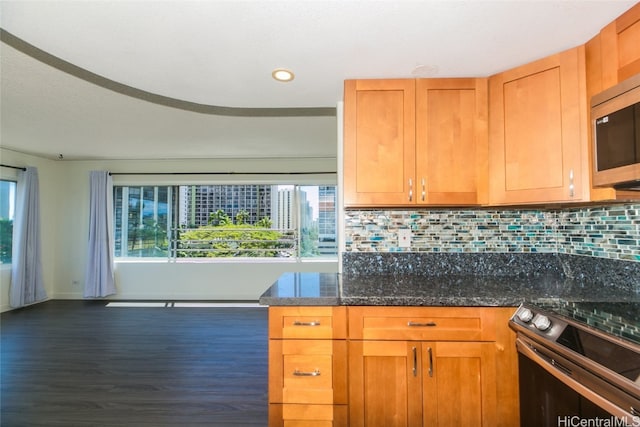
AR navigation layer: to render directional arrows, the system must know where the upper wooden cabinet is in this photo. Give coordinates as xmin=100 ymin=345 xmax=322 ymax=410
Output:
xmin=488 ymin=46 xmax=589 ymax=205
xmin=344 ymin=78 xmax=488 ymax=207
xmin=343 ymin=79 xmax=416 ymax=206
xmin=416 ymin=79 xmax=489 ymax=205
xmin=596 ymin=2 xmax=640 ymax=88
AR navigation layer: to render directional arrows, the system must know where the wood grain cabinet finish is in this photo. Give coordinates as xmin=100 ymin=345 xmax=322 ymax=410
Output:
xmin=415 ymin=78 xmax=489 ymax=206
xmin=268 ymin=307 xmax=348 ymax=427
xmin=269 ymin=306 xmax=347 ymax=340
xmin=348 ymin=306 xmax=496 ymax=341
xmin=343 ymin=78 xmax=488 ymax=207
xmin=594 ymin=2 xmax=640 ymax=88
xmin=348 ymin=340 xmax=496 ymax=427
xmin=488 ymin=46 xmax=589 ymax=205
xmin=347 ymin=306 xmax=518 ymax=427
xmin=343 ymin=79 xmax=416 ymax=206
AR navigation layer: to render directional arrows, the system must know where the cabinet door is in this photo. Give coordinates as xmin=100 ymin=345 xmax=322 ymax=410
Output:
xmin=489 ymin=46 xmax=587 ymax=204
xmin=423 ymin=342 xmax=497 ymax=427
xmin=348 ymin=340 xmax=422 ymax=427
xmin=344 ymin=79 xmax=416 ymax=206
xmin=415 ymin=78 xmax=488 ymax=205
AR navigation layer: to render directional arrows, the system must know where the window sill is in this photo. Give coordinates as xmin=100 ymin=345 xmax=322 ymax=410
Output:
xmin=115 ymin=257 xmax=337 ymax=264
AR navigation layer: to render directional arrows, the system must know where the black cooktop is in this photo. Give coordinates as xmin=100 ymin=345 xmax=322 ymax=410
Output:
xmin=536 ymin=300 xmax=640 ymax=346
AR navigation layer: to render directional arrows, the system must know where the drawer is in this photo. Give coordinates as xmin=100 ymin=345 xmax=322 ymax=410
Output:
xmin=269 ymin=307 xmax=347 ymax=339
xmin=348 ymin=306 xmax=497 ymax=341
xmin=269 ymin=340 xmax=348 ymax=404
xmin=269 ymin=404 xmax=348 ymax=427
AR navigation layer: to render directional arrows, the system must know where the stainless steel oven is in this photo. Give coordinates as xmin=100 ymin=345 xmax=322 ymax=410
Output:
xmin=510 ymin=303 xmax=640 ymax=427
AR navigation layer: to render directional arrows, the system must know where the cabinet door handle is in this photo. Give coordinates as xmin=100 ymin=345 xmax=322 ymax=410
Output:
xmin=568 ymin=169 xmax=575 ymax=198
xmin=408 ymin=321 xmax=437 ymax=327
xmin=293 ymin=369 xmax=321 ymax=377
xmin=421 ymin=178 xmax=426 ymax=201
xmin=292 ymin=320 xmax=320 ymax=326
xmin=427 ymin=347 xmax=434 ymax=377
xmin=408 ymin=178 xmax=413 ymax=201
xmin=412 ymin=346 xmax=418 ymax=377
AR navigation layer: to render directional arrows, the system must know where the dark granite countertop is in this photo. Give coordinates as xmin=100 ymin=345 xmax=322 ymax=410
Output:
xmin=259 ymin=270 xmax=640 ymax=345
xmin=259 ymin=254 xmax=640 ymax=344
xmin=259 ymin=272 xmax=640 ymax=308
xmin=259 ymin=272 xmax=342 ymax=306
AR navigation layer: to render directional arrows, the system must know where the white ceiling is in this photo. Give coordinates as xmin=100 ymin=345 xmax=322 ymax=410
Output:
xmin=0 ymin=0 xmax=637 ymax=161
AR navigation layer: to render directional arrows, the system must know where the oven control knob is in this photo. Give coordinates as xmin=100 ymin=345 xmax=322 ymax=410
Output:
xmin=517 ymin=308 xmax=534 ymax=323
xmin=533 ymin=315 xmax=552 ymax=331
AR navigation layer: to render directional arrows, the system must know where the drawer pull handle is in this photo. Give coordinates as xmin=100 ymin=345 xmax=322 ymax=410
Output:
xmin=293 ymin=369 xmax=321 ymax=377
xmin=293 ymin=321 xmax=320 ymax=326
xmin=408 ymin=321 xmax=437 ymax=327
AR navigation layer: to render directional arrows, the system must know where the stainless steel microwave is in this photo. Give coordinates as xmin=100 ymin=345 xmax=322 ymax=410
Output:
xmin=591 ymin=73 xmax=640 ymax=189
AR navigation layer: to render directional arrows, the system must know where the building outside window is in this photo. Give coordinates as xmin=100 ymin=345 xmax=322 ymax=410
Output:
xmin=0 ymin=180 xmax=17 ymax=264
xmin=114 ymin=186 xmax=172 ymax=257
xmin=113 ymin=184 xmax=337 ymax=260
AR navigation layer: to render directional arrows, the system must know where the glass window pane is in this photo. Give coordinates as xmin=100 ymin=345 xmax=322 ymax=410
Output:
xmin=114 ymin=186 xmax=172 ymax=258
xmin=177 ymin=185 xmax=287 ymax=258
xmin=113 ymin=183 xmax=337 ymax=260
xmin=299 ymin=185 xmax=337 ymax=258
xmin=0 ymin=180 xmax=17 ymax=264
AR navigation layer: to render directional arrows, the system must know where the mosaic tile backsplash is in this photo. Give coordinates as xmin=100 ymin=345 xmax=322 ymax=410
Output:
xmin=344 ymin=203 xmax=640 ymax=262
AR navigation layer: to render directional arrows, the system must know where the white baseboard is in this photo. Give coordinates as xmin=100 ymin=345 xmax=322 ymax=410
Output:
xmin=0 ymin=297 xmax=51 ymax=313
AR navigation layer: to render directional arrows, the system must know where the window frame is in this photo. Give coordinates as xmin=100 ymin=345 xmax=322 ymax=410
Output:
xmin=0 ymin=177 xmax=18 ymax=266
xmin=112 ymin=174 xmax=338 ymax=263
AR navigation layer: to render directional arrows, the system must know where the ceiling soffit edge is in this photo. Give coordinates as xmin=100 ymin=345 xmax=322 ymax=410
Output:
xmin=0 ymin=29 xmax=336 ymax=118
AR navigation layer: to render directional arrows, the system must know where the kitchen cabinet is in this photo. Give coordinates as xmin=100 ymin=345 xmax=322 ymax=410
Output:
xmin=343 ymin=78 xmax=488 ymax=207
xmin=268 ymin=306 xmax=348 ymax=426
xmin=343 ymin=79 xmax=416 ymax=206
xmin=488 ymin=46 xmax=589 ymax=204
xmin=415 ymin=78 xmax=489 ymax=205
xmin=595 ymin=2 xmax=640 ymax=88
xmin=349 ymin=340 xmax=495 ymax=426
xmin=347 ymin=306 xmax=518 ymax=427
xmin=268 ymin=305 xmax=519 ymax=426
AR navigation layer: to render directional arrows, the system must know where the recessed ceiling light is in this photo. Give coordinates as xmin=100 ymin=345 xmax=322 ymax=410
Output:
xmin=272 ymin=68 xmax=295 ymax=82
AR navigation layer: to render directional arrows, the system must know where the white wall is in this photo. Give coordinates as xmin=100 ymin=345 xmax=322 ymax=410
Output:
xmin=0 ymin=150 xmax=338 ymax=311
xmin=79 ymin=260 xmax=338 ymax=301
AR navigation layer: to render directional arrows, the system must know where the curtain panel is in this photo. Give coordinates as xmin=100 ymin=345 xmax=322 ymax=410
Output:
xmin=84 ymin=171 xmax=116 ymax=298
xmin=10 ymin=166 xmax=47 ymax=308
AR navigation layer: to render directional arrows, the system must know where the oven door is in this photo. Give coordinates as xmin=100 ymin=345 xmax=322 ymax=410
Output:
xmin=516 ymin=334 xmax=640 ymax=427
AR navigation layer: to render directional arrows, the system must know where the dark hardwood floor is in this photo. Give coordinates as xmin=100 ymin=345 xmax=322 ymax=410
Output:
xmin=1 ymin=300 xmax=268 ymax=426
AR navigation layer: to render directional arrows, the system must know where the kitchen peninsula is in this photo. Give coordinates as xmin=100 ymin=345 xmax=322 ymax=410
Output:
xmin=260 ymin=253 xmax=640 ymax=427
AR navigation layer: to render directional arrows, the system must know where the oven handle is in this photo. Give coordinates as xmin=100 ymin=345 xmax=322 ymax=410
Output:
xmin=516 ymin=336 xmax=639 ymax=422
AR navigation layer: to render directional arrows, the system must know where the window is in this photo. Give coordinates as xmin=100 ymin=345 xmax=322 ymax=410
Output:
xmin=0 ymin=180 xmax=17 ymax=264
xmin=114 ymin=186 xmax=172 ymax=257
xmin=113 ymin=184 xmax=337 ymax=260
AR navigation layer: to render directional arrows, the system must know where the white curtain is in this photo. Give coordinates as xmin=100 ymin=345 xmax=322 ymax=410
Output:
xmin=84 ymin=171 xmax=116 ymax=298
xmin=10 ymin=166 xmax=47 ymax=308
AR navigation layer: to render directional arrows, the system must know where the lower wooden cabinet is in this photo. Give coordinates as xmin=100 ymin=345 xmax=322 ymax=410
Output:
xmin=268 ymin=306 xmax=518 ymax=427
xmin=269 ymin=404 xmax=348 ymax=427
xmin=348 ymin=340 xmax=496 ymax=426
xmin=268 ymin=307 xmax=348 ymax=427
